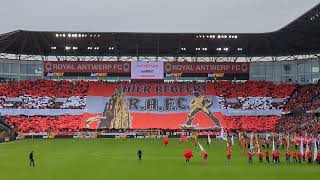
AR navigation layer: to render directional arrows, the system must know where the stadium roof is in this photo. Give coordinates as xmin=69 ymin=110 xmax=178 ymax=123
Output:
xmin=0 ymin=3 xmax=319 ymax=58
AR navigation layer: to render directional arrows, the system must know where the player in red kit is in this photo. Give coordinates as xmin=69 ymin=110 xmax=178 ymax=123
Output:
xmin=285 ymin=151 xmax=290 ymax=164
xmin=292 ymin=150 xmax=297 ymax=163
xmin=248 ymin=151 xmax=253 ymax=163
xmin=258 ymin=151 xmax=263 ymax=163
xmin=261 ymin=139 xmax=266 ymax=149
xmin=276 ymin=140 xmax=280 ymax=149
xmin=184 ymin=149 xmax=193 ymax=163
xmin=163 ymin=136 xmax=169 ymax=146
xmin=316 ymin=152 xmax=320 ymax=165
xmin=266 ymin=139 xmax=270 ymax=149
xmin=265 ymin=150 xmax=270 ymax=163
xmin=297 ymin=151 xmax=302 ymax=164
xmin=227 ymin=143 xmax=232 ymax=161
xmin=272 ymin=151 xmax=276 ymax=163
xmin=307 ymin=151 xmax=313 ymax=164
xmin=203 ymin=150 xmax=208 ymax=160
xmin=281 ymin=139 xmax=286 ymax=149
xmin=275 ymin=150 xmax=280 ymax=163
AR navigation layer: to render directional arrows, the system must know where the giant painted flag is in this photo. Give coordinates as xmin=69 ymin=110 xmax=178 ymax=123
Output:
xmin=84 ymin=83 xmax=227 ymax=129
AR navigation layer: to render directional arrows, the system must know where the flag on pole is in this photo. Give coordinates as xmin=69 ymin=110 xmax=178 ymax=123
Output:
xmin=286 ymin=134 xmax=290 ymax=152
xmin=306 ymin=141 xmax=310 ymax=154
xmin=272 ymin=136 xmax=275 ymax=152
xmin=250 ymin=133 xmax=254 ymax=152
xmin=198 ymin=142 xmax=206 ymax=152
xmin=300 ymin=137 xmax=304 ymax=156
xmin=220 ymin=128 xmax=227 ymax=141
xmin=198 ymin=142 xmax=208 ymax=160
xmin=207 ymin=134 xmax=211 ymax=145
xmin=238 ymin=132 xmax=243 ymax=153
xmin=193 ymin=133 xmax=199 ymax=146
xmin=255 ymin=135 xmax=260 ymax=153
xmin=227 ymin=140 xmax=232 ymax=160
xmin=314 ymin=139 xmax=318 ymax=161
xmin=231 ymin=135 xmax=234 ymax=146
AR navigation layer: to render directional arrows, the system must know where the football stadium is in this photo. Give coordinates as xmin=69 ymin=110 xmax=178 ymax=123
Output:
xmin=0 ymin=1 xmax=320 ymax=180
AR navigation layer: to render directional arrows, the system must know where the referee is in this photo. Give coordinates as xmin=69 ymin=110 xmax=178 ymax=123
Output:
xmin=137 ymin=149 xmax=142 ymax=160
xmin=29 ymin=151 xmax=35 ymax=167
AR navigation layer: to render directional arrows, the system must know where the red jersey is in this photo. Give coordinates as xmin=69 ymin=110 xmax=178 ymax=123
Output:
xmin=184 ymin=149 xmax=193 ymax=159
xmin=258 ymin=152 xmax=263 ymax=159
xmin=297 ymin=152 xmax=302 ymax=158
xmin=276 ymin=151 xmax=280 ymax=158
xmin=248 ymin=152 xmax=253 ymax=159
xmin=285 ymin=151 xmax=290 ymax=158
xmin=316 ymin=153 xmax=320 ymax=161
xmin=266 ymin=140 xmax=270 ymax=145
xmin=307 ymin=151 xmax=312 ymax=159
xmin=293 ymin=151 xmax=297 ymax=158
xmin=265 ymin=151 xmax=269 ymax=157
xmin=203 ymin=151 xmax=208 ymax=160
xmin=163 ymin=136 xmax=169 ymax=145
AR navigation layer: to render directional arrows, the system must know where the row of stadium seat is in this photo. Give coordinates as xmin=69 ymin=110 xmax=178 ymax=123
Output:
xmin=209 ymin=81 xmax=296 ymax=98
xmin=276 ymin=114 xmax=319 ymax=135
xmin=0 ymin=80 xmax=319 ymax=134
xmin=283 ymin=83 xmax=320 ymax=112
xmin=0 ymin=96 xmax=86 ymax=109
xmin=0 ymin=80 xmax=296 ymax=98
xmin=6 ymin=115 xmax=83 ymax=134
xmin=218 ymin=96 xmax=285 ymax=110
xmin=0 ymin=80 xmax=90 ymax=97
xmin=223 ymin=116 xmax=279 ymax=131
xmin=5 ymin=115 xmax=280 ymax=133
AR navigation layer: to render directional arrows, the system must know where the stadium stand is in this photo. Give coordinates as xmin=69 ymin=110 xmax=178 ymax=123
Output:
xmin=276 ymin=114 xmax=320 ymax=135
xmin=6 ymin=115 xmax=83 ymax=134
xmin=223 ymin=116 xmax=280 ymax=131
xmin=0 ymin=80 xmax=303 ymax=133
xmin=0 ymin=80 xmax=90 ymax=97
xmin=0 ymin=80 xmax=319 ymax=134
xmin=209 ymin=81 xmax=296 ymax=98
xmin=283 ymin=83 xmax=320 ymax=112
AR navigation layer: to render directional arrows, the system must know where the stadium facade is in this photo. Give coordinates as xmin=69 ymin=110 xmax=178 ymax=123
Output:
xmin=0 ymin=3 xmax=319 ymax=83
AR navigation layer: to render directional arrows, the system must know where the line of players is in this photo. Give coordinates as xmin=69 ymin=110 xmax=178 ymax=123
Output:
xmin=244 ymin=138 xmax=320 ymax=165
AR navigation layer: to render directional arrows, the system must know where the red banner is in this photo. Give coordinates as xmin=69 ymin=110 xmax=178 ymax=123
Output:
xmin=44 ymin=61 xmax=131 ymax=73
xmin=164 ymin=62 xmax=249 ymax=74
xmin=84 ymin=83 xmax=224 ymax=130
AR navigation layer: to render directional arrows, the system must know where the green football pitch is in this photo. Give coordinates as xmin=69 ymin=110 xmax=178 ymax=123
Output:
xmin=0 ymin=139 xmax=318 ymax=180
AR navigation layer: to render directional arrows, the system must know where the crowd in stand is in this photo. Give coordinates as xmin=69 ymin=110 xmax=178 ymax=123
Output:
xmin=0 ymin=80 xmax=90 ymax=97
xmin=6 ymin=116 xmax=83 ymax=134
xmin=276 ymin=114 xmax=320 ymax=135
xmin=209 ymin=81 xmax=296 ymax=98
xmin=283 ymin=83 xmax=320 ymax=112
xmin=1 ymin=80 xmax=320 ymax=135
xmin=223 ymin=116 xmax=279 ymax=131
xmin=0 ymin=95 xmax=86 ymax=109
xmin=218 ymin=96 xmax=285 ymax=110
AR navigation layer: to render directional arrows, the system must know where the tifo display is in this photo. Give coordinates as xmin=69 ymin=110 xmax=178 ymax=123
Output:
xmin=0 ymin=80 xmax=318 ymax=136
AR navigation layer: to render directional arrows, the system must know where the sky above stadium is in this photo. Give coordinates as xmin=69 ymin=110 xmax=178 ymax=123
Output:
xmin=0 ymin=0 xmax=318 ymax=33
